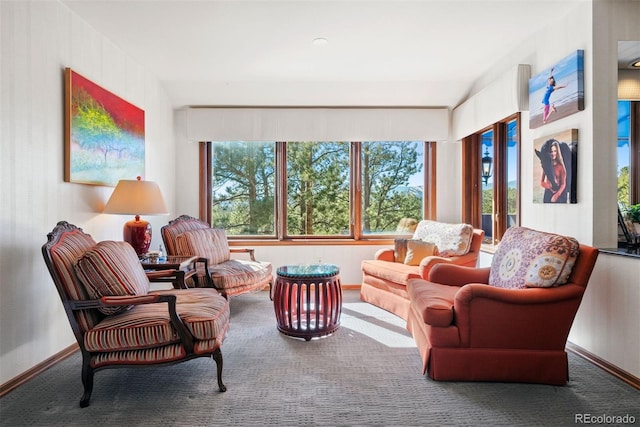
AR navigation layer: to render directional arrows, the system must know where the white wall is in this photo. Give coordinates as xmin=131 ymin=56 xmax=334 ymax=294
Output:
xmin=463 ymin=0 xmax=640 ymax=378
xmin=0 ymin=1 xmax=176 ymax=384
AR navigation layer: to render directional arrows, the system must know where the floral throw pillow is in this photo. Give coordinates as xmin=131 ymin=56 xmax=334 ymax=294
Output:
xmin=488 ymin=227 xmax=580 ymax=289
xmin=412 ymin=220 xmax=474 ymax=257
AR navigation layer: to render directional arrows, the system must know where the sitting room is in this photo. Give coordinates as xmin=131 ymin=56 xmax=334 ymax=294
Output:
xmin=1 ymin=0 xmax=639 ymax=425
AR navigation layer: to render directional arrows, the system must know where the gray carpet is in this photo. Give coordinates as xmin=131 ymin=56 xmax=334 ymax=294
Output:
xmin=1 ymin=290 xmax=638 ymax=427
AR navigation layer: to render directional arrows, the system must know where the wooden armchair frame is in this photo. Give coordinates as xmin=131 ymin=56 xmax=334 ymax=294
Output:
xmin=42 ymin=222 xmax=227 ymax=407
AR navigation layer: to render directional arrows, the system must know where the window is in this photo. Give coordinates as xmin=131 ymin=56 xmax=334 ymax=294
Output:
xmin=210 ymin=141 xmax=276 ymax=236
xmin=202 ymin=141 xmax=434 ymax=240
xmin=617 ymin=101 xmax=640 ymax=206
xmin=462 ymin=114 xmax=520 ymax=244
xmin=286 ymin=142 xmax=350 ymax=236
xmin=361 ymin=141 xmax=424 ymax=235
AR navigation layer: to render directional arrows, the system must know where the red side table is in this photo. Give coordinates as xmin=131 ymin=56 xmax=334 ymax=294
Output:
xmin=273 ymin=264 xmax=342 ymax=341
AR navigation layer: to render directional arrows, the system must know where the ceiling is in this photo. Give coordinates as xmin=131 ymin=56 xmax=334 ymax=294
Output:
xmin=61 ymin=0 xmax=635 ymax=109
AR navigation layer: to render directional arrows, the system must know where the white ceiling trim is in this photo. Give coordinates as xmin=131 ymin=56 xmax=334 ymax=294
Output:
xmin=452 ymin=64 xmax=531 ymax=141
xmin=185 ymin=107 xmax=449 ymax=142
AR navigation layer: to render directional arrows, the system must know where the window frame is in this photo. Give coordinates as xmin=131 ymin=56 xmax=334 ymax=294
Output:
xmin=630 ymin=102 xmax=640 ymax=205
xmin=462 ymin=113 xmax=520 ymax=244
xmin=200 ymin=141 xmax=437 ymax=242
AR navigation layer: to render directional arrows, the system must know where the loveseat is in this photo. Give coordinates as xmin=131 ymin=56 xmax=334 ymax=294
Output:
xmin=406 ymin=227 xmax=599 ymax=385
xmin=361 ymin=220 xmax=484 ymax=320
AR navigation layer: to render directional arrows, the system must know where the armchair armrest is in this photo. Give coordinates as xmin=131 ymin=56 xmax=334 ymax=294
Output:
xmin=191 ymin=257 xmax=225 ymax=293
xmin=374 ymin=248 xmax=395 ymax=262
xmin=429 ymin=264 xmax=491 ymax=287
xmin=145 ymin=270 xmax=176 ymax=281
xmin=453 ymin=283 xmax=586 ymax=349
xmin=230 ymin=248 xmax=256 ymax=261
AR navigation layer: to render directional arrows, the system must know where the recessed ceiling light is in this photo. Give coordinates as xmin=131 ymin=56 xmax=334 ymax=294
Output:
xmin=312 ymin=38 xmax=328 ymax=46
xmin=631 ymin=59 xmax=640 ymax=68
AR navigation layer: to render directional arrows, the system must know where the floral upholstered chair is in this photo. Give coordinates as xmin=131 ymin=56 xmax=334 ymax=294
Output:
xmin=161 ymin=215 xmax=273 ymax=298
xmin=42 ymin=222 xmax=230 ymax=407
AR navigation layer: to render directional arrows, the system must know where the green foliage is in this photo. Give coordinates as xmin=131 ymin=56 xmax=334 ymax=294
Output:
xmin=211 ymin=141 xmax=424 ymax=236
xmin=211 ymin=142 xmax=275 ymax=234
xmin=286 ymin=142 xmax=350 ymax=235
xmin=628 ymin=204 xmax=640 ymax=223
xmin=482 ymin=188 xmax=493 ymax=214
xmin=362 ymin=142 xmax=422 ymax=233
xmin=617 ymin=166 xmax=630 ymax=205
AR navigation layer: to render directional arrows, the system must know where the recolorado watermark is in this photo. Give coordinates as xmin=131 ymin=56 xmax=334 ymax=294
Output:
xmin=575 ymin=413 xmax=636 ymax=424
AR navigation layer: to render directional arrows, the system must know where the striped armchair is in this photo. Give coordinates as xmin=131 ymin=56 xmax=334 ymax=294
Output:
xmin=42 ymin=222 xmax=230 ymax=407
xmin=161 ymin=215 xmax=273 ymax=298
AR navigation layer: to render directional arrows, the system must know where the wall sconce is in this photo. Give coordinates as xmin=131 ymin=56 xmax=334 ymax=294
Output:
xmin=481 ymin=147 xmax=493 ymax=185
xmin=103 ymin=176 xmax=169 ymax=256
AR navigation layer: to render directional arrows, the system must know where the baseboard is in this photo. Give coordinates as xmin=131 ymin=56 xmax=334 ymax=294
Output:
xmin=566 ymin=341 xmax=640 ymax=390
xmin=0 ymin=343 xmax=79 ymax=398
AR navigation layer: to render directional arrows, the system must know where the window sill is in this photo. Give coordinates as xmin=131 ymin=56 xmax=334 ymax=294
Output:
xmin=228 ymin=239 xmax=395 ymax=247
xmin=480 ymin=243 xmax=498 ymax=254
xmin=600 ymin=247 xmax=640 ymax=258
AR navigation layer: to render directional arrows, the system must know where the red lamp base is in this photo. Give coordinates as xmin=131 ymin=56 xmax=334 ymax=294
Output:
xmin=123 ymin=215 xmax=152 ymax=256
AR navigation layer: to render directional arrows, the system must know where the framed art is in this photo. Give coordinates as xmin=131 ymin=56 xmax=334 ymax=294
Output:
xmin=533 ymin=129 xmax=578 ymax=204
xmin=64 ymin=68 xmax=145 ymax=186
xmin=529 ymin=50 xmax=584 ymax=129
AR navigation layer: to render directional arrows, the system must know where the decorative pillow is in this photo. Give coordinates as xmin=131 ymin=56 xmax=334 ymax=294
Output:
xmin=175 ymin=228 xmax=230 ymax=265
xmin=394 ymin=239 xmax=409 ymax=263
xmin=488 ymin=227 xmax=580 ymax=289
xmin=404 ymin=240 xmax=439 ymax=266
xmin=74 ymin=241 xmax=150 ymax=315
xmin=412 ymin=220 xmax=474 ymax=257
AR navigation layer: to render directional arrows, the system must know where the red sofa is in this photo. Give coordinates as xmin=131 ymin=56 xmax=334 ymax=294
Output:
xmin=361 ymin=221 xmax=484 ymax=320
xmin=406 ymin=227 xmax=599 ymax=385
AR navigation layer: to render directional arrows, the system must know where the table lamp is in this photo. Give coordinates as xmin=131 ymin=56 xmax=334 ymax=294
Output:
xmin=103 ymin=176 xmax=169 ymax=256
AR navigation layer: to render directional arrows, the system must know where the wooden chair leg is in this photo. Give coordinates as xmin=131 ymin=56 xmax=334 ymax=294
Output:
xmin=212 ymin=348 xmax=226 ymax=392
xmin=80 ymin=357 xmax=94 ymax=408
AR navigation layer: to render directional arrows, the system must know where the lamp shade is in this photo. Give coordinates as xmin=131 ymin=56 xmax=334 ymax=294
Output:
xmin=103 ymin=178 xmax=169 ymax=216
xmin=103 ymin=177 xmax=168 ymax=256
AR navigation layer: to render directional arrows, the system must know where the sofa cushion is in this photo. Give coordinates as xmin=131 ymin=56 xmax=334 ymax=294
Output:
xmin=209 ymin=259 xmax=272 ymax=294
xmin=361 ymin=260 xmax=422 ymax=286
xmin=488 ymin=227 xmax=580 ymax=289
xmin=404 ymin=240 xmax=439 ymax=266
xmin=412 ymin=220 xmax=474 ymax=257
xmin=175 ymin=228 xmax=230 ymax=264
xmin=407 ymin=279 xmax=458 ymax=327
xmin=74 ymin=241 xmax=150 ymax=315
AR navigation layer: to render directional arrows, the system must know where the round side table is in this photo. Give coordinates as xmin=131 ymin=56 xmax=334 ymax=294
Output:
xmin=273 ymin=264 xmax=342 ymax=341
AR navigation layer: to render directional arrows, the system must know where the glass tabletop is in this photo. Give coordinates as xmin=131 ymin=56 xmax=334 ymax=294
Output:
xmin=276 ymin=264 xmax=339 ymax=278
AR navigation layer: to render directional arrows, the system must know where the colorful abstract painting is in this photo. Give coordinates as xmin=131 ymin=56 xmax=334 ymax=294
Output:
xmin=64 ymin=68 xmax=145 ymax=186
xmin=529 ymin=50 xmax=584 ymax=129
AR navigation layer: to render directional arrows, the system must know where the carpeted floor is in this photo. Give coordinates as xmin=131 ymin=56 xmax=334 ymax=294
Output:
xmin=1 ymin=290 xmax=638 ymax=426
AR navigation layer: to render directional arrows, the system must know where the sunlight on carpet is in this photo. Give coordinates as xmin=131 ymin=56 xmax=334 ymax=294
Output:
xmin=340 ymin=301 xmax=416 ymax=348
